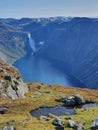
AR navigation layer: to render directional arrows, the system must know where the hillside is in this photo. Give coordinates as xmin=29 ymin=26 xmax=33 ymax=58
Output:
xmin=0 ymin=62 xmax=98 ymax=130
xmin=0 ymin=22 xmax=28 ymax=63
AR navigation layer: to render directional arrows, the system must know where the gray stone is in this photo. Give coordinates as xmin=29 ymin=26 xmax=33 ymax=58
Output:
xmin=6 ymin=79 xmax=28 ymax=99
xmin=74 ymin=95 xmax=84 ymax=105
xmin=0 ymin=68 xmax=4 ymax=72
xmin=40 ymin=116 xmax=50 ymax=121
xmin=75 ymin=124 xmax=85 ymax=130
xmin=7 ymin=85 xmax=19 ymax=100
xmin=90 ymin=118 xmax=98 ymax=130
xmin=66 ymin=96 xmax=75 ymax=106
xmin=68 ymin=119 xmax=75 ymax=128
xmin=53 ymin=118 xmax=63 ymax=126
xmin=2 ymin=126 xmax=15 ymax=130
xmin=0 ymin=83 xmax=3 ymax=89
xmin=65 ymin=95 xmax=84 ymax=107
xmin=0 ymin=107 xmax=8 ymax=114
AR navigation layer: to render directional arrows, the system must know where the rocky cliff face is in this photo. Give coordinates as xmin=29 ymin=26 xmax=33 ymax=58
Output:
xmin=0 ymin=22 xmax=29 ymax=63
xmin=0 ymin=17 xmax=98 ymax=89
xmin=0 ymin=62 xmax=28 ymax=100
xmin=35 ymin=18 xmax=98 ymax=89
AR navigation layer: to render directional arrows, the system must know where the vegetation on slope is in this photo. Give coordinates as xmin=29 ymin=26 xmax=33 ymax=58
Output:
xmin=0 ymin=62 xmax=98 ymax=130
xmin=0 ymin=82 xmax=98 ymax=130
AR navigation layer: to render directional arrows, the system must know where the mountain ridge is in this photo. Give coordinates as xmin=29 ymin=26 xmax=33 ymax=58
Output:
xmin=0 ymin=17 xmax=98 ymax=88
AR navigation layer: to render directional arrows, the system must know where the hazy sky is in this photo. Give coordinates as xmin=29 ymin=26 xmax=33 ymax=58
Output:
xmin=0 ymin=0 xmax=98 ymax=18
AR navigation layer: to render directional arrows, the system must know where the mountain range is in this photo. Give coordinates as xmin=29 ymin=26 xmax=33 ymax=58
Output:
xmin=0 ymin=17 xmax=98 ymax=89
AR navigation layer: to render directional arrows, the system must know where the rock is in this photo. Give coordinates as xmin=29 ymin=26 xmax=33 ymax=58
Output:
xmin=7 ymin=80 xmax=28 ymax=99
xmin=7 ymin=85 xmax=19 ymax=100
xmin=68 ymin=119 xmax=75 ymax=128
xmin=65 ymin=96 xmax=75 ymax=106
xmin=0 ymin=68 xmax=4 ymax=72
xmin=65 ymin=112 xmax=70 ymax=115
xmin=53 ymin=118 xmax=63 ymax=126
xmin=4 ymin=76 xmax=12 ymax=82
xmin=57 ymin=95 xmax=84 ymax=107
xmin=8 ymin=79 xmax=28 ymax=99
xmin=2 ymin=126 xmax=15 ymax=130
xmin=48 ymin=113 xmax=57 ymax=118
xmin=56 ymin=97 xmax=67 ymax=103
xmin=36 ymin=85 xmax=41 ymax=89
xmin=75 ymin=124 xmax=85 ymax=130
xmin=0 ymin=83 xmax=3 ymax=89
xmin=65 ymin=95 xmax=84 ymax=107
xmin=0 ymin=62 xmax=28 ymax=100
xmin=1 ymin=93 xmax=7 ymax=97
xmin=90 ymin=118 xmax=98 ymax=130
xmin=39 ymin=116 xmax=50 ymax=121
xmin=55 ymin=126 xmax=64 ymax=130
xmin=44 ymin=90 xmax=51 ymax=93
xmin=74 ymin=95 xmax=84 ymax=106
xmin=0 ymin=107 xmax=8 ymax=114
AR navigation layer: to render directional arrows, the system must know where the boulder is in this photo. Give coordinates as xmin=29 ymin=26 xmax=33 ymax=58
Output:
xmin=0 ymin=62 xmax=28 ymax=100
xmin=0 ymin=68 xmax=4 ymax=73
xmin=53 ymin=118 xmax=63 ymax=126
xmin=75 ymin=124 xmax=85 ymax=130
xmin=65 ymin=96 xmax=75 ymax=106
xmin=90 ymin=118 xmax=98 ymax=130
xmin=0 ymin=107 xmax=8 ymax=114
xmin=7 ymin=85 xmax=19 ymax=100
xmin=68 ymin=119 xmax=75 ymax=128
xmin=65 ymin=95 xmax=84 ymax=107
xmin=2 ymin=126 xmax=15 ymax=130
xmin=74 ymin=95 xmax=84 ymax=106
xmin=7 ymin=80 xmax=28 ymax=99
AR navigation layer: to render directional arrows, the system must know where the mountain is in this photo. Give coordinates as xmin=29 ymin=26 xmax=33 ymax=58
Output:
xmin=0 ymin=17 xmax=98 ymax=89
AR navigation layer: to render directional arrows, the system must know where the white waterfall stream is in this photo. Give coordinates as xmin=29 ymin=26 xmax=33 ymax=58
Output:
xmin=28 ymin=33 xmax=36 ymax=53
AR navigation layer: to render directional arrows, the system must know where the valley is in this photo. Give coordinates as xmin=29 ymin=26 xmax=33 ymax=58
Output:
xmin=0 ymin=17 xmax=98 ymax=89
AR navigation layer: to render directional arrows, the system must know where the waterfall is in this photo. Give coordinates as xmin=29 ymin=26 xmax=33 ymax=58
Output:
xmin=28 ymin=33 xmax=36 ymax=53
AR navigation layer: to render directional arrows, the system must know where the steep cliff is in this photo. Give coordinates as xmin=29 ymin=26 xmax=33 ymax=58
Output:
xmin=0 ymin=62 xmax=28 ymax=100
xmin=36 ymin=18 xmax=98 ymax=89
xmin=0 ymin=22 xmax=28 ymax=63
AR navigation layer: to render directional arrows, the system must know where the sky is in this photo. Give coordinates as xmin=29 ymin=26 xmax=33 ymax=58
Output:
xmin=0 ymin=0 xmax=98 ymax=18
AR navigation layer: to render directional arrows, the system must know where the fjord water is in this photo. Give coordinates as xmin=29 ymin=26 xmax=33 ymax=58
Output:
xmin=14 ymin=33 xmax=85 ymax=87
xmin=14 ymin=54 xmax=85 ymax=87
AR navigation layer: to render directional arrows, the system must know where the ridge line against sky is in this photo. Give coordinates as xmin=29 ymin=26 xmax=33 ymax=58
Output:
xmin=0 ymin=0 xmax=98 ymax=18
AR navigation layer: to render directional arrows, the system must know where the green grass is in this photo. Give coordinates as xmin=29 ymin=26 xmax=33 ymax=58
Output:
xmin=0 ymin=82 xmax=98 ymax=130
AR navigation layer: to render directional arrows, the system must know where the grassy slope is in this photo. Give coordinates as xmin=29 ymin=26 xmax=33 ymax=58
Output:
xmin=0 ymin=82 xmax=98 ymax=130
